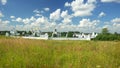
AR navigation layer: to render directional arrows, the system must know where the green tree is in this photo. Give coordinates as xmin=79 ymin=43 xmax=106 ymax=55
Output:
xmin=68 ymin=32 xmax=74 ymax=37
xmin=102 ymin=28 xmax=109 ymax=34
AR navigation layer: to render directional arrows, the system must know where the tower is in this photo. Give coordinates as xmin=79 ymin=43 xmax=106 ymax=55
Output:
xmin=52 ymin=29 xmax=58 ymax=37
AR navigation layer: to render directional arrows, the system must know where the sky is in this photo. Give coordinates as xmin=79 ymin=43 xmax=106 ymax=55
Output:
xmin=0 ymin=0 xmax=120 ymax=33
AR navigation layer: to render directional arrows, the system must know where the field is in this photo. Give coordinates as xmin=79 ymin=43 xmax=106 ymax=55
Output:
xmin=0 ymin=37 xmax=120 ymax=68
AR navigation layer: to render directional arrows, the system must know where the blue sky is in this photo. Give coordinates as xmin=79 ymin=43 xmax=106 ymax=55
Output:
xmin=0 ymin=0 xmax=120 ymax=33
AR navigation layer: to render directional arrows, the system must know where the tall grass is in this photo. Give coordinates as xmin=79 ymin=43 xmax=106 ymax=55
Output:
xmin=0 ymin=37 xmax=120 ymax=68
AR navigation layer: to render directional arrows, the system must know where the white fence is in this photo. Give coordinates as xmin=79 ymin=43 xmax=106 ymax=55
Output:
xmin=50 ymin=37 xmax=91 ymax=40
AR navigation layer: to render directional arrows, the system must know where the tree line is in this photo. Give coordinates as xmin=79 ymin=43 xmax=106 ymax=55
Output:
xmin=92 ymin=28 xmax=120 ymax=41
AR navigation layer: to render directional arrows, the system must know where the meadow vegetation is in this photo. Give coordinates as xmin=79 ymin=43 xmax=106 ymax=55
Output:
xmin=0 ymin=36 xmax=120 ymax=68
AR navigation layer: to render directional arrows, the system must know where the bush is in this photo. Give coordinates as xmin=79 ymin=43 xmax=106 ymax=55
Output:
xmin=93 ymin=28 xmax=120 ymax=41
xmin=93 ymin=34 xmax=120 ymax=41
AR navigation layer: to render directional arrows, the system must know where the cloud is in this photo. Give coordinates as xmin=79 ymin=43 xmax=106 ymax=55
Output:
xmin=61 ymin=10 xmax=68 ymax=18
xmin=44 ymin=8 xmax=50 ymax=11
xmin=2 ymin=20 xmax=9 ymax=24
xmin=10 ymin=16 xmax=15 ymax=19
xmin=102 ymin=17 xmax=120 ymax=33
xmin=62 ymin=18 xmax=71 ymax=24
xmin=30 ymin=16 xmax=36 ymax=21
xmin=101 ymin=0 xmax=120 ymax=3
xmin=1 ymin=15 xmax=103 ymax=32
xmin=0 ymin=0 xmax=7 ymax=5
xmin=33 ymin=9 xmax=44 ymax=17
xmin=0 ymin=19 xmax=9 ymax=24
xmin=57 ymin=23 xmax=74 ymax=31
xmin=33 ymin=9 xmax=40 ymax=13
xmin=62 ymin=18 xmax=72 ymax=24
xmin=35 ymin=14 xmax=42 ymax=17
xmin=56 ymin=18 xmax=101 ymax=32
xmin=98 ymin=12 xmax=106 ymax=18
xmin=36 ymin=16 xmax=47 ymax=24
xmin=61 ymin=10 xmax=72 ymax=24
xmin=111 ymin=18 xmax=120 ymax=32
xmin=79 ymin=19 xmax=100 ymax=28
xmin=10 ymin=16 xmax=51 ymax=31
xmin=0 ymin=12 xmax=4 ymax=17
xmin=14 ymin=16 xmax=36 ymax=24
xmin=2 ymin=11 xmax=102 ymax=32
xmin=65 ymin=0 xmax=96 ymax=17
xmin=0 ymin=19 xmax=10 ymax=30
xmin=77 ymin=18 xmax=101 ymax=32
xmin=103 ymin=23 xmax=120 ymax=33
xmin=65 ymin=2 xmax=71 ymax=7
xmin=28 ymin=16 xmax=56 ymax=31
xmin=22 ymin=18 xmax=31 ymax=24
xmin=50 ymin=9 xmax=61 ymax=21
xmin=16 ymin=17 xmax=22 ymax=22
xmin=2 ymin=0 xmax=119 ymax=33
xmin=111 ymin=18 xmax=120 ymax=23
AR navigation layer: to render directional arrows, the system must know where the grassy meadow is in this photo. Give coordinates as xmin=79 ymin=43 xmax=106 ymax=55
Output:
xmin=0 ymin=36 xmax=120 ymax=68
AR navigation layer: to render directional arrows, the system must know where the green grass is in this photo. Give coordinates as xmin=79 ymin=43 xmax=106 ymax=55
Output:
xmin=0 ymin=37 xmax=120 ymax=68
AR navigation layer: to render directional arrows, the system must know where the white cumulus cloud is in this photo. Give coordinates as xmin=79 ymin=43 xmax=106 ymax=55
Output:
xmin=33 ymin=9 xmax=40 ymax=13
xmin=30 ymin=16 xmax=36 ymax=21
xmin=65 ymin=0 xmax=96 ymax=17
xmin=0 ymin=19 xmax=9 ymax=25
xmin=36 ymin=16 xmax=47 ymax=24
xmin=78 ymin=18 xmax=101 ymax=32
xmin=35 ymin=14 xmax=42 ymax=17
xmin=0 ymin=12 xmax=4 ymax=17
xmin=65 ymin=2 xmax=71 ymax=7
xmin=10 ymin=16 xmax=15 ymax=19
xmin=0 ymin=19 xmax=10 ymax=30
xmin=111 ymin=18 xmax=120 ymax=23
xmin=98 ymin=12 xmax=106 ymax=18
xmin=14 ymin=16 xmax=36 ymax=24
xmin=103 ymin=17 xmax=120 ymax=33
xmin=61 ymin=10 xmax=72 ymax=24
xmin=50 ymin=9 xmax=61 ymax=21
xmin=79 ymin=19 xmax=100 ymax=28
xmin=16 ymin=17 xmax=22 ymax=22
xmin=44 ymin=8 xmax=50 ymax=11
xmin=22 ymin=18 xmax=31 ymax=24
xmin=101 ymin=0 xmax=120 ymax=3
xmin=0 ymin=0 xmax=7 ymax=5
